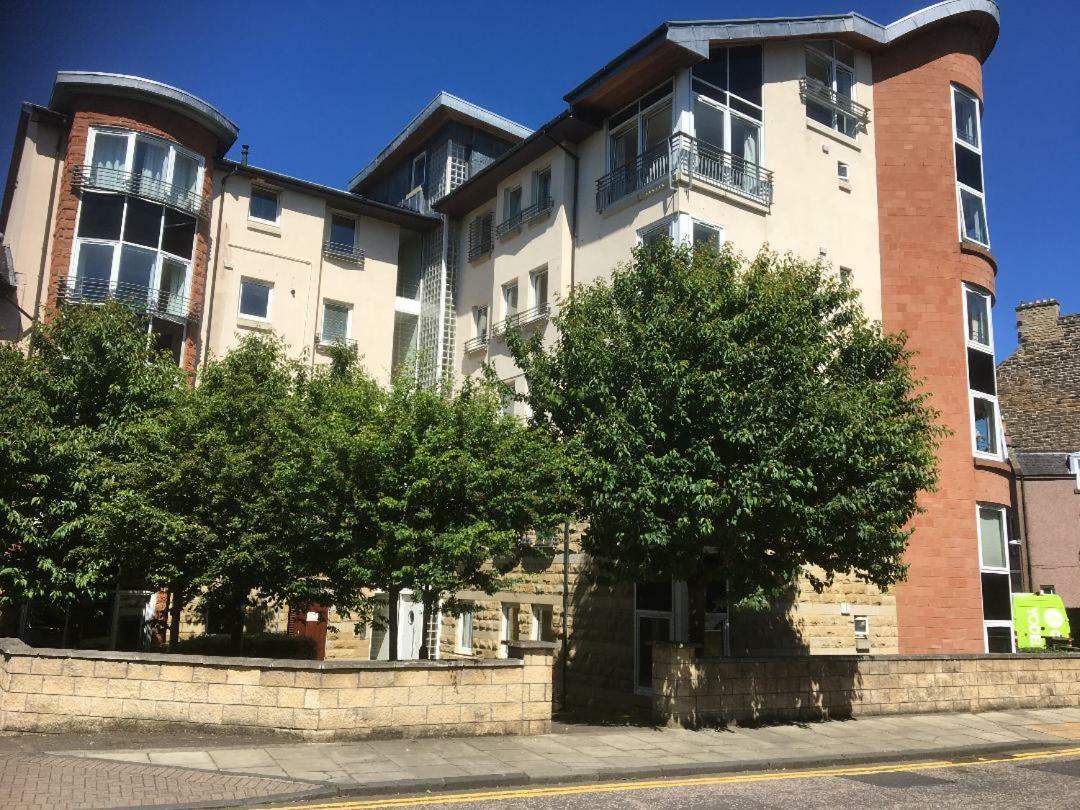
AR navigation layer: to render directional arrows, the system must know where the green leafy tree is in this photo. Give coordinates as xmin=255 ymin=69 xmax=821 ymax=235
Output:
xmin=0 ymin=302 xmax=185 ymax=642
xmin=509 ymin=241 xmax=942 ymax=639
xmin=319 ymin=360 xmax=570 ymax=660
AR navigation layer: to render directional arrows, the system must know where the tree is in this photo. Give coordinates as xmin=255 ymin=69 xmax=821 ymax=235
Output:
xmin=317 ymin=359 xmax=570 ymax=660
xmin=509 ymin=241 xmax=942 ymax=640
xmin=0 ymin=302 xmax=185 ymax=643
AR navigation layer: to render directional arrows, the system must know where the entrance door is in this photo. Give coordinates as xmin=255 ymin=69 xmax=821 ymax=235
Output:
xmin=397 ymin=592 xmax=424 ymax=660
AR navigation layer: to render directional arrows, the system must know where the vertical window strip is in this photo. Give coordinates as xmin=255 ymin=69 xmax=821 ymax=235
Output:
xmin=952 ymin=85 xmax=989 ymax=246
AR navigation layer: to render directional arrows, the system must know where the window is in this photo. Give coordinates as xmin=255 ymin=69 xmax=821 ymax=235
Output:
xmin=530 ymin=269 xmax=548 ymax=309
xmin=692 ymin=45 xmax=763 ymax=168
xmin=502 ymin=282 xmax=519 ymax=320
xmin=467 ymin=211 xmax=494 ymax=260
xmin=503 ymin=186 xmax=522 ymax=221
xmin=977 ymin=504 xmax=1014 ymax=653
xmin=692 ymin=220 xmax=722 ymax=250
xmin=455 ymin=604 xmax=473 ymax=654
xmin=499 ymin=604 xmax=518 ymax=658
xmin=609 ymin=81 xmax=674 ymax=171
xmin=533 ymin=168 xmax=552 ymax=206
xmin=839 ymin=266 xmax=854 ymax=284
xmin=837 ymin=161 xmax=849 ymax=181
xmin=328 ymin=214 xmax=356 ymax=250
xmin=411 ymin=153 xmax=427 ymax=190
xmin=963 ymin=284 xmax=1002 ymax=459
xmin=321 ymin=301 xmax=350 ymax=345
xmin=953 ymin=86 xmax=988 ymax=246
xmin=85 ymin=127 xmax=203 ymax=210
xmin=639 ymin=216 xmax=677 ymax=247
xmin=634 ymin=581 xmax=674 ymax=693
xmin=239 ymin=279 xmax=271 ymax=320
xmin=804 ymin=40 xmax=857 ymax=136
xmin=854 ymin=616 xmax=869 ymax=639
xmin=532 ymin=606 xmax=554 ymax=642
xmin=473 ymin=305 xmax=489 ymax=339
xmin=249 ymin=187 xmax=279 ymax=223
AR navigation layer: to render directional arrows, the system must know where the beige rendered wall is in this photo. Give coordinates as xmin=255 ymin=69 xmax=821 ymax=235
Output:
xmin=203 ymin=172 xmax=402 ymax=385
xmin=1 ymin=113 xmax=64 ymax=343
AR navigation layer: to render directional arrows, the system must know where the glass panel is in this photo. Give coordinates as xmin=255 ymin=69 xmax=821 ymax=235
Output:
xmin=411 ymin=154 xmax=426 ymax=188
xmin=74 ymin=242 xmax=114 ymax=301
xmin=692 ymin=45 xmax=728 ymax=90
xmin=693 ymin=99 xmax=725 ymax=150
xmin=806 ymin=49 xmax=831 ymax=85
xmin=954 ymin=89 xmax=979 ymax=148
xmin=505 ymin=187 xmax=521 ymax=219
xmin=329 ymin=214 xmax=355 ymax=249
xmin=835 ymin=42 xmax=856 ymax=68
xmin=986 ymin=625 xmax=1012 ymax=653
xmin=637 ymin=615 xmax=669 ymax=689
xmin=240 ymin=281 xmax=270 ymax=319
xmin=728 ymin=45 xmax=762 ymax=106
xmin=503 ymin=284 xmax=518 ymax=317
xmin=171 ymin=153 xmax=199 ymax=203
xmin=693 ymin=222 xmax=720 ymax=248
xmin=474 ymin=306 xmax=488 ymax=337
xmin=158 ymin=258 xmax=187 ymax=317
xmin=161 ymin=208 xmax=197 ymax=260
xmin=249 ymin=188 xmax=278 ymax=222
xmin=967 ymin=348 xmax=996 ymax=396
xmin=115 ymin=244 xmax=155 ymax=309
xmin=460 ymin=607 xmax=473 ymax=649
xmin=151 ymin=317 xmax=185 ymax=365
xmin=640 ymin=82 xmax=673 ymax=110
xmin=642 ymin=101 xmax=672 ymax=150
xmin=731 ymin=117 xmax=760 ymax=165
xmin=610 ymin=122 xmax=638 ymax=169
xmin=981 ymin=573 xmax=1012 ymax=621
xmin=535 ymin=170 xmax=551 ymax=204
xmin=77 ymin=192 xmax=124 ymax=240
xmin=123 ymin=198 xmax=163 ymax=248
xmin=132 ymin=138 xmax=167 ymax=199
xmin=960 ymin=188 xmax=988 ymax=244
xmin=532 ymin=271 xmax=548 ymax=306
xmin=322 ymin=303 xmax=349 ymax=343
xmin=90 ymin=133 xmax=128 ymax=189
xmin=966 ymin=289 xmax=990 ymax=345
xmin=955 ymin=144 xmax=983 ymax=191
xmin=972 ymin=396 xmax=999 ymax=455
xmin=979 ymin=507 xmax=1007 ymax=569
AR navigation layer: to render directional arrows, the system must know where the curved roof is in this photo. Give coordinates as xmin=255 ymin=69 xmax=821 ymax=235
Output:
xmin=49 ymin=72 xmax=239 ymax=154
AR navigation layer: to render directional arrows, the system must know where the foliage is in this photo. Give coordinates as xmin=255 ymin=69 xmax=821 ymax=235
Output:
xmin=167 ymin=631 xmax=317 ymax=659
xmin=509 ymin=241 xmax=943 ymax=612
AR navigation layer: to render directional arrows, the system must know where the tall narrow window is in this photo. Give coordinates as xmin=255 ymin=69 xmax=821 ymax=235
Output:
xmin=530 ymin=268 xmax=548 ymax=309
xmin=977 ymin=504 xmax=1014 ymax=653
xmin=411 ymin=153 xmax=427 ymax=190
xmin=502 ymin=282 xmax=519 ymax=320
xmin=321 ymin=301 xmax=350 ymax=345
xmin=953 ymin=85 xmax=988 ymax=246
xmin=534 ymin=167 xmax=552 ymax=207
xmin=804 ymin=40 xmax=857 ymax=136
xmin=455 ymin=604 xmax=474 ymax=654
xmin=473 ymin=305 xmax=489 ymax=340
xmin=503 ymin=186 xmax=522 ymax=221
xmin=692 ymin=46 xmax=763 ymax=195
xmin=963 ymin=284 xmax=1002 ymax=459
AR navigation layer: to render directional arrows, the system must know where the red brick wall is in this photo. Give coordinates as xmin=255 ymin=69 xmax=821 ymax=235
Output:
xmin=45 ymin=94 xmax=218 ymax=372
xmin=873 ymin=25 xmax=1008 ymax=654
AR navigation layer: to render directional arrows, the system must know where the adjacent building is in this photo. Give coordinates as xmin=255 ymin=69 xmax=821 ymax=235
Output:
xmin=0 ymin=1 xmax=1019 ymax=707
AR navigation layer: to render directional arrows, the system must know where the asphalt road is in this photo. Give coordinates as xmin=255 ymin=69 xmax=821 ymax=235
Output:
xmin=271 ymin=748 xmax=1080 ymax=809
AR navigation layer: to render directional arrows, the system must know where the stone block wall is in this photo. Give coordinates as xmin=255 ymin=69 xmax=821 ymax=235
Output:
xmin=652 ymin=642 xmax=1080 ymax=727
xmin=0 ymin=638 xmax=554 ymax=739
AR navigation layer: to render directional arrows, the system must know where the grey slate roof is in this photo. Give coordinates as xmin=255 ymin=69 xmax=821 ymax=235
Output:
xmin=1015 ymin=452 xmax=1077 ymax=478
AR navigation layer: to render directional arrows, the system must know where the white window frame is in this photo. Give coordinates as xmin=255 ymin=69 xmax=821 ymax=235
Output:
xmin=962 ymin=284 xmax=1004 ymax=460
xmin=837 ymin=161 xmax=850 ymax=181
xmin=690 ymin=218 xmax=724 ymax=250
xmin=455 ymin=604 xmax=474 ymax=654
xmin=411 ymin=153 xmax=427 ymax=191
xmin=85 ymin=126 xmax=205 ymax=199
xmin=976 ymin=503 xmax=1015 ymax=653
xmin=238 ymin=278 xmax=273 ymax=321
xmin=951 ymin=85 xmax=989 ymax=248
xmin=804 ymin=41 xmax=857 ymax=136
xmin=637 ymin=214 xmax=678 ymax=246
xmin=530 ymin=267 xmax=548 ymax=308
xmin=533 ymin=167 xmax=552 ymax=205
xmin=853 ymin=615 xmax=870 ymax=639
xmin=689 ymin=49 xmax=765 ymax=161
xmin=473 ymin=304 xmax=489 ymax=339
xmin=1068 ymin=453 xmax=1080 ymax=489
xmin=320 ymin=300 xmax=352 ymax=345
xmin=607 ymin=81 xmax=675 ymax=172
xmin=498 ymin=604 xmax=517 ymax=659
xmin=502 ymin=281 xmax=519 ymax=320
xmin=248 ymin=185 xmax=280 ymax=225
xmin=531 ymin=605 xmax=551 ymax=641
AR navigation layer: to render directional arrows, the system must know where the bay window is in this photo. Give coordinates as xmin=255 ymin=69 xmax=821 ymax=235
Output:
xmin=963 ymin=285 xmax=1003 ymax=459
xmin=953 ymin=85 xmax=989 ymax=246
xmin=84 ymin=126 xmax=203 ymax=215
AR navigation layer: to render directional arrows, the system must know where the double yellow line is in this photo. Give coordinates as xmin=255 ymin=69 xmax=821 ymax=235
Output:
xmin=285 ymin=745 xmax=1080 ymax=808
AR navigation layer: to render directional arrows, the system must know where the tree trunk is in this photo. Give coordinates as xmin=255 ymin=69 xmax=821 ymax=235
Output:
xmin=686 ymin=573 xmax=707 ymax=648
xmin=229 ymin=589 xmax=245 ymax=653
xmin=386 ymin=586 xmax=400 ymax=662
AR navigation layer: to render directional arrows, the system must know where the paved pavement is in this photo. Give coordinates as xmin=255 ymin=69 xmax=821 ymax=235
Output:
xmin=15 ymin=706 xmax=1077 ymax=807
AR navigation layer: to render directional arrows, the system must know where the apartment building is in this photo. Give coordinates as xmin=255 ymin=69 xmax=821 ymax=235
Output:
xmin=0 ymin=1 xmax=1014 ymax=705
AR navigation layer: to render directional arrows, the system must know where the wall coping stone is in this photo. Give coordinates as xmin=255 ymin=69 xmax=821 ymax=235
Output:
xmin=650 ymin=643 xmax=1080 ymax=663
xmin=0 ymin=637 xmax=523 ymax=671
xmin=504 ymin=640 xmax=558 ymax=651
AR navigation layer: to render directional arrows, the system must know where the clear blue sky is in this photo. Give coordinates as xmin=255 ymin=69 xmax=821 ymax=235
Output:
xmin=1 ymin=0 xmax=1075 ymax=358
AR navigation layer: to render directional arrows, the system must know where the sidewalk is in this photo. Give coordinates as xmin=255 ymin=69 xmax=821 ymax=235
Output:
xmin=45 ymin=706 xmax=1080 ymax=803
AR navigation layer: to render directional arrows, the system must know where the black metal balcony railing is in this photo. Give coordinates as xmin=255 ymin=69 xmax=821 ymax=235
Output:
xmin=493 ymin=302 xmax=551 ymax=335
xmin=463 ymin=334 xmax=488 ymax=353
xmin=71 ymin=165 xmax=210 ymax=220
xmin=55 ymin=276 xmax=196 ymax=323
xmin=315 ymin=333 xmax=358 ymax=351
xmin=799 ymin=76 xmax=871 ymax=131
xmin=323 ymin=240 xmax=365 ymax=267
xmin=595 ymin=135 xmax=774 ymax=212
xmin=494 ymin=197 xmax=554 ymax=239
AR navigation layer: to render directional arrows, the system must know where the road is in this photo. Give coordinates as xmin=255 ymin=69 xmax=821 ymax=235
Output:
xmin=271 ymin=747 xmax=1080 ymax=809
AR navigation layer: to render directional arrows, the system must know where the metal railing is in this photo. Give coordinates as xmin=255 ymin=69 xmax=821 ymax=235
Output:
xmin=493 ymin=302 xmax=551 ymax=335
xmin=799 ymin=76 xmax=871 ymax=131
xmin=463 ymin=334 xmax=488 ymax=353
xmin=70 ymin=165 xmax=210 ymax=220
xmin=674 ymin=134 xmax=775 ymax=206
xmin=494 ymin=197 xmax=554 ymax=238
xmin=596 ymin=135 xmax=774 ymax=211
xmin=315 ymin=333 xmax=358 ymax=351
xmin=468 ymin=215 xmax=493 ymax=261
xmin=55 ymin=276 xmax=196 ymax=323
xmin=322 ymin=240 xmax=365 ymax=266
xmin=398 ymin=187 xmax=427 ymax=214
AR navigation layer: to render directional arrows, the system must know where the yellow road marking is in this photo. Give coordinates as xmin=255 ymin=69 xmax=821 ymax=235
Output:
xmin=284 ymin=745 xmax=1080 ymax=809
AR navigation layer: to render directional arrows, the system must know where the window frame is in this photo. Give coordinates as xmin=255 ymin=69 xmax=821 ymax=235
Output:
xmin=637 ymin=214 xmax=678 ymax=246
xmin=533 ymin=167 xmax=552 ymax=206
xmin=503 ymin=185 xmax=522 ymax=221
xmin=411 ymin=153 xmax=427 ymax=191
xmin=455 ymin=603 xmax=474 ymax=654
xmin=853 ymin=615 xmax=870 ymax=639
xmin=951 ymin=85 xmax=989 ymax=247
xmin=690 ymin=218 xmax=724 ymax=250
xmin=248 ymin=185 xmax=280 ymax=225
xmin=320 ymin=299 xmax=352 ymax=345
xmin=327 ymin=212 xmax=357 ymax=251
xmin=962 ymin=284 xmax=1004 ymax=460
xmin=804 ymin=41 xmax=858 ymax=137
xmin=472 ymin=304 xmax=489 ymax=339
xmin=530 ymin=268 xmax=548 ymax=308
xmin=633 ymin=581 xmax=676 ymax=696
xmin=607 ymin=81 xmax=674 ymax=172
xmin=502 ymin=281 xmax=519 ymax=320
xmin=238 ymin=277 xmax=273 ymax=322
xmin=976 ymin=503 xmax=1015 ymax=653
xmin=85 ymin=126 xmax=205 ymax=201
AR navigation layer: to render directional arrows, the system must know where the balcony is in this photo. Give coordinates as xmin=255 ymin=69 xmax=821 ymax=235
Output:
xmin=315 ymin=333 xmax=358 ymax=352
xmin=463 ymin=334 xmax=488 ymax=353
xmin=55 ymin=276 xmax=197 ymax=324
xmin=70 ymin=165 xmax=210 ymax=220
xmin=323 ymin=240 xmax=365 ymax=267
xmin=494 ymin=197 xmax=554 ymax=239
xmin=493 ymin=302 xmax=551 ymax=336
xmin=595 ymin=136 xmax=774 ymax=213
xmin=799 ymin=76 xmax=871 ymax=132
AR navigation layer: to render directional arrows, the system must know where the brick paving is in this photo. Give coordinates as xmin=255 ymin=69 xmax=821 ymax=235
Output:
xmin=0 ymin=749 xmax=322 ymax=809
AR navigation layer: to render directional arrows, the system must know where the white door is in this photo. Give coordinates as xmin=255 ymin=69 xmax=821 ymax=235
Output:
xmin=397 ymin=593 xmax=424 ymax=660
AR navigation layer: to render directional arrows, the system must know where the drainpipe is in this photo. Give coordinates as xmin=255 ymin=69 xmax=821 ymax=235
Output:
xmin=202 ymin=159 xmax=240 ymax=373
xmin=1017 ymin=467 xmax=1035 ymax=592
